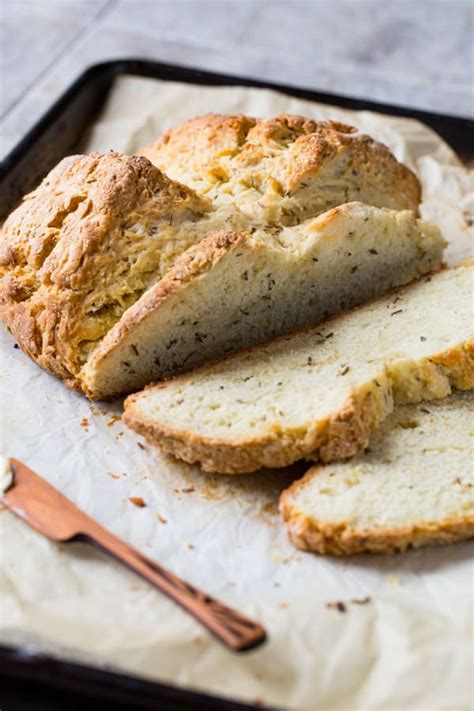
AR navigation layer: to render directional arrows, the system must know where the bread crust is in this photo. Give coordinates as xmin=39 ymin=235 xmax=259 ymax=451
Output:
xmin=140 ymin=113 xmax=421 ymax=215
xmin=279 ymin=467 xmax=474 ymax=555
xmin=280 ymin=504 xmax=474 ymax=555
xmin=0 ymin=152 xmax=208 ymax=387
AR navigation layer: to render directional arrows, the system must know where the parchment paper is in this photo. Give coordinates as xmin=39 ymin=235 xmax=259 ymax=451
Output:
xmin=1 ymin=76 xmax=473 ymax=710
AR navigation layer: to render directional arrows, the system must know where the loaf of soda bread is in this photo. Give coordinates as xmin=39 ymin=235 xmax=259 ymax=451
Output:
xmin=1 ymin=115 xmax=439 ymax=399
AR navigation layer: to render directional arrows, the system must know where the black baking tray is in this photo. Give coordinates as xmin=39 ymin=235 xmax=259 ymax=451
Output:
xmin=0 ymin=58 xmax=473 ymax=710
xmin=1 ymin=58 xmax=473 ymax=220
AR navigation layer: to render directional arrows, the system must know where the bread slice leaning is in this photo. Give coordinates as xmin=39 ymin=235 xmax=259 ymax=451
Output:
xmin=83 ymin=202 xmax=444 ymax=399
xmin=124 ymin=261 xmax=474 ymax=474
xmin=280 ymin=391 xmax=474 ymax=555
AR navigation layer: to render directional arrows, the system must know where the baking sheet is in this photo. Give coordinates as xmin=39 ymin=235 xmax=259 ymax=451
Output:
xmin=1 ymin=75 xmax=473 ymax=710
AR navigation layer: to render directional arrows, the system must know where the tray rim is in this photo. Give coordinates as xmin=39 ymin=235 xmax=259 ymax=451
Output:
xmin=1 ymin=56 xmax=472 ymax=711
xmin=1 ymin=56 xmax=473 ymax=179
xmin=0 ymin=643 xmax=266 ymax=711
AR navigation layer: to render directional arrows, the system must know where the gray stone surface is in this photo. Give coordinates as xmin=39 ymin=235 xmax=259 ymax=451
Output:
xmin=1 ymin=0 xmax=473 ymax=158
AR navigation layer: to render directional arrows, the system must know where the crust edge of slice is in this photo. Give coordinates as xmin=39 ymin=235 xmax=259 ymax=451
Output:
xmin=124 ymin=341 xmax=474 ymax=474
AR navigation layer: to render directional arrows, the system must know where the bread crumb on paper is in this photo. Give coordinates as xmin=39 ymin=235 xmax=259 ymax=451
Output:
xmin=326 ymin=597 xmax=372 ymax=613
xmin=107 ymin=414 xmax=121 ymax=428
xmin=387 ymin=574 xmax=401 ymax=587
xmin=260 ymin=501 xmax=278 ymax=517
xmin=107 ymin=471 xmax=127 ymax=480
xmin=156 ymin=513 xmax=167 ymax=524
xmin=351 ymin=596 xmax=371 ymax=605
xmin=271 ymin=552 xmax=289 ymax=564
xmin=129 ymin=496 xmax=146 ymax=508
xmin=326 ymin=601 xmax=347 ymax=613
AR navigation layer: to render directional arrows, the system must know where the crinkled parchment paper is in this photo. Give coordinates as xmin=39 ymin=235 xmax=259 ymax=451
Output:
xmin=1 ymin=76 xmax=473 ymax=710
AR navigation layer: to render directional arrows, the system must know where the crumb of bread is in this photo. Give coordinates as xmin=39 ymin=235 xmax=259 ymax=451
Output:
xmin=326 ymin=601 xmax=347 ymax=613
xmin=351 ymin=596 xmax=371 ymax=605
xmin=387 ymin=575 xmax=401 ymax=587
xmin=129 ymin=496 xmax=146 ymax=508
xmin=80 ymin=417 xmax=89 ymax=431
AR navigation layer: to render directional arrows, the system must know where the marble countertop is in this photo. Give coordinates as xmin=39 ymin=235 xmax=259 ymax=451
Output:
xmin=1 ymin=0 xmax=472 ymax=159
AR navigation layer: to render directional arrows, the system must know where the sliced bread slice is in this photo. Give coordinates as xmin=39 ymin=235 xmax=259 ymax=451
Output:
xmin=124 ymin=261 xmax=474 ymax=474
xmin=83 ymin=202 xmax=444 ymax=399
xmin=280 ymin=391 xmax=474 ymax=555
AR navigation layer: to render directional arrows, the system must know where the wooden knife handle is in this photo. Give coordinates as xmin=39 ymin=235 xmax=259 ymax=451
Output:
xmin=83 ymin=525 xmax=266 ymax=652
xmin=4 ymin=458 xmax=266 ymax=651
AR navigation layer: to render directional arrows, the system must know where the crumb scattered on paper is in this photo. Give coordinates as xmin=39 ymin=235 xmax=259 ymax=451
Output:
xmin=80 ymin=417 xmax=89 ymax=431
xmin=260 ymin=501 xmax=278 ymax=517
xmin=351 ymin=597 xmax=371 ymax=605
xmin=387 ymin=574 xmax=402 ymax=588
xmin=326 ymin=601 xmax=347 ymax=613
xmin=128 ymin=497 xmax=146 ymax=508
xmin=107 ymin=471 xmax=127 ymax=480
xmin=272 ymin=552 xmax=289 ymax=564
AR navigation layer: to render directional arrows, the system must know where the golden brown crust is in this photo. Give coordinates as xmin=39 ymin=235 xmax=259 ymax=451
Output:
xmin=140 ymin=113 xmax=421 ymax=215
xmin=430 ymin=341 xmax=474 ymax=390
xmin=142 ymin=113 xmax=257 ymax=166
xmin=281 ymin=508 xmax=474 ymax=555
xmin=279 ymin=470 xmax=474 ymax=555
xmin=0 ymin=152 xmax=209 ymax=387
